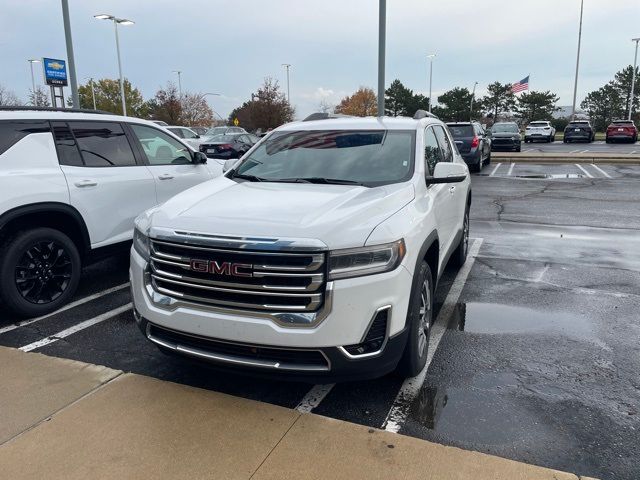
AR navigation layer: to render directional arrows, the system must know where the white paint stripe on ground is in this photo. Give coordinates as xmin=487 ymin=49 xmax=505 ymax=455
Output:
xmin=569 ymin=149 xmax=581 ymax=154
xmin=489 ymin=163 xmax=502 ymax=176
xmin=382 ymin=239 xmax=484 ymax=433
xmin=507 ymin=162 xmax=515 ymax=176
xmin=295 ymin=383 xmax=336 ymax=413
xmin=0 ymin=283 xmax=130 ymax=335
xmin=630 ymin=150 xmax=637 ymax=155
xmin=590 ymin=164 xmax=611 ymax=178
xmin=575 ymin=163 xmax=593 ymax=178
xmin=19 ymin=303 xmax=132 ymax=352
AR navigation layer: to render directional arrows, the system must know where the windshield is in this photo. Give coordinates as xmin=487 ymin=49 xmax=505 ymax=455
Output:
xmin=447 ymin=125 xmax=474 ymax=138
xmin=492 ymin=124 xmax=519 ymax=133
xmin=205 ymin=127 xmax=228 ymax=136
xmin=208 ymin=134 xmax=237 ymax=143
xmin=232 ymin=130 xmax=415 ymax=187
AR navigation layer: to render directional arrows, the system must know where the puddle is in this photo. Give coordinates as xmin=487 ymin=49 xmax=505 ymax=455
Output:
xmin=446 ymin=303 xmax=600 ymax=344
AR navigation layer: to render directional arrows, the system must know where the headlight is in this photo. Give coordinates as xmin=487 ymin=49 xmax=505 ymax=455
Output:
xmin=328 ymin=239 xmax=406 ymax=280
xmin=133 ymin=227 xmax=150 ymax=262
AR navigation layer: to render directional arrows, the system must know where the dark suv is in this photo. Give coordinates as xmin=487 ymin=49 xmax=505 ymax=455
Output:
xmin=446 ymin=122 xmax=491 ymax=172
xmin=564 ymin=120 xmax=594 ymax=143
xmin=488 ymin=122 xmax=521 ymax=152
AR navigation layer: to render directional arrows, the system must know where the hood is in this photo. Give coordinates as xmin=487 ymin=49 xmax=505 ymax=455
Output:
xmin=149 ymin=177 xmax=415 ymax=249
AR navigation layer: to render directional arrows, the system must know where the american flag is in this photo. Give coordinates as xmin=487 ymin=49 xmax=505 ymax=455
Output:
xmin=511 ymin=76 xmax=529 ymax=93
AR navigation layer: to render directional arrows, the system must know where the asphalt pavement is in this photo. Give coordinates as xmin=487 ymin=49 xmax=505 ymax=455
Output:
xmin=1 ymin=163 xmax=639 ymax=480
xmin=520 ymin=140 xmax=640 ymax=154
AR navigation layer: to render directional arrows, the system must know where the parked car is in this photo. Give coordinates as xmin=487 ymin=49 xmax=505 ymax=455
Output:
xmin=166 ymin=126 xmax=205 ymax=149
xmin=0 ymin=106 xmax=222 ymax=317
xmin=199 ymin=133 xmax=260 ymax=159
xmin=446 ymin=122 xmax=491 ymax=172
xmin=524 ymin=121 xmax=555 ymax=143
xmin=606 ymin=120 xmax=638 ymax=143
xmin=203 ymin=126 xmax=247 ymax=140
xmin=131 ymin=110 xmax=472 ymax=381
xmin=191 ymin=127 xmax=209 ymax=136
xmin=488 ymin=122 xmax=521 ymax=152
xmin=563 ymin=120 xmax=595 ymax=143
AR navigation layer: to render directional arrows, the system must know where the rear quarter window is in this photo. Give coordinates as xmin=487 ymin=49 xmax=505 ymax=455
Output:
xmin=0 ymin=121 xmax=51 ymax=156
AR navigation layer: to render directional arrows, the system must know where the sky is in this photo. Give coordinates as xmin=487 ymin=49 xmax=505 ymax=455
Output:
xmin=1 ymin=0 xmax=639 ymax=120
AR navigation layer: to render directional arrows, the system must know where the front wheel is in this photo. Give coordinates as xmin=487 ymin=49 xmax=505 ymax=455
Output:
xmin=0 ymin=228 xmax=81 ymax=317
xmin=451 ymin=208 xmax=470 ymax=268
xmin=396 ymin=261 xmax=433 ymax=378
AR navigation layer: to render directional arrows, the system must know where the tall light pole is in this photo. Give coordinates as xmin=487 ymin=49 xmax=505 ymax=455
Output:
xmin=94 ymin=14 xmax=134 ymax=116
xmin=628 ymin=38 xmax=640 ymax=120
xmin=282 ymin=64 xmax=291 ymax=104
xmin=173 ymin=70 xmax=183 ymax=99
xmin=427 ymin=54 xmax=436 ymax=113
xmin=86 ymin=77 xmax=97 ymax=110
xmin=200 ymin=92 xmax=222 ymax=122
xmin=470 ymin=81 xmax=479 ymax=120
xmin=570 ymin=0 xmax=584 ymax=121
xmin=61 ymin=0 xmax=79 ymax=108
xmin=377 ymin=0 xmax=386 ymax=116
xmin=27 ymin=59 xmax=40 ymax=97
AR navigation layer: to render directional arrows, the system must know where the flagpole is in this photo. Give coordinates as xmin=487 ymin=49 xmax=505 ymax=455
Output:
xmin=571 ymin=0 xmax=584 ymax=121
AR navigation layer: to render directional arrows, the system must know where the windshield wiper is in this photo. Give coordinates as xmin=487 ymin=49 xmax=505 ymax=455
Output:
xmin=278 ymin=177 xmax=366 ymax=186
xmin=230 ymin=171 xmax=265 ymax=182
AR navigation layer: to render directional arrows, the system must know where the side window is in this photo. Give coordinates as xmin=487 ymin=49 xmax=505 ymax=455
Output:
xmin=424 ymin=127 xmax=443 ymax=177
xmin=68 ymin=122 xmax=137 ymax=167
xmin=168 ymin=128 xmax=184 ymax=138
xmin=0 ymin=121 xmax=50 ymax=156
xmin=51 ymin=122 xmax=83 ymax=166
xmin=433 ymin=126 xmax=454 ymax=163
xmin=182 ymin=128 xmax=198 ymax=139
xmin=237 ymin=135 xmax=250 ymax=144
xmin=130 ymin=124 xmax=192 ymax=166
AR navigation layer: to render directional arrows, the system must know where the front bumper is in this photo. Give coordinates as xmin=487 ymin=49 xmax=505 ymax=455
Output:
xmin=491 ymin=138 xmax=521 ymax=150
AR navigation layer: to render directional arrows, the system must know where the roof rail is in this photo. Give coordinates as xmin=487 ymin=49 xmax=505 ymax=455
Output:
xmin=413 ymin=109 xmax=439 ymax=120
xmin=0 ymin=106 xmax=111 ymax=115
xmin=303 ymin=112 xmax=353 ymax=122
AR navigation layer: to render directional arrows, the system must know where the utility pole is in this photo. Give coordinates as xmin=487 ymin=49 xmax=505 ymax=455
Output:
xmin=377 ymin=0 xmax=386 ymax=116
xmin=570 ymin=0 xmax=584 ymax=121
xmin=88 ymin=78 xmax=97 ymax=110
xmin=61 ymin=0 xmax=79 ymax=108
xmin=470 ymin=81 xmax=478 ymax=121
xmin=427 ymin=54 xmax=436 ymax=113
xmin=282 ymin=64 xmax=291 ymax=104
xmin=27 ymin=59 xmax=40 ymax=98
xmin=173 ymin=70 xmax=183 ymax=99
xmin=629 ymin=38 xmax=640 ymax=120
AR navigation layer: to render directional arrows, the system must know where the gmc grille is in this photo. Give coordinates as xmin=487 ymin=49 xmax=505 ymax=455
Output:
xmin=149 ymin=239 xmax=326 ymax=313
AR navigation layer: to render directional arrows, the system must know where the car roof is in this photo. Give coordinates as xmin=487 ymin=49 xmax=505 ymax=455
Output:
xmin=278 ymin=116 xmax=436 ymax=132
xmin=0 ymin=109 xmax=164 ymax=129
xmin=446 ymin=122 xmax=475 ymax=126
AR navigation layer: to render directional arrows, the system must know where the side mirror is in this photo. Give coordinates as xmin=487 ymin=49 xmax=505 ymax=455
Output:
xmin=222 ymin=159 xmax=238 ymax=173
xmin=426 ymin=162 xmax=468 ymax=184
xmin=193 ymin=151 xmax=208 ymax=164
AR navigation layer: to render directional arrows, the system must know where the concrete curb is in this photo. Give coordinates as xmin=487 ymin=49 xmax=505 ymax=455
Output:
xmin=491 ymin=152 xmax=640 ymax=164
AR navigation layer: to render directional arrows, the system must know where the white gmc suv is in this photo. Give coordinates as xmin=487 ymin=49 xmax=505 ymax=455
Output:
xmin=524 ymin=120 xmax=556 ymax=143
xmin=0 ymin=107 xmax=222 ymax=317
xmin=130 ymin=111 xmax=472 ymax=380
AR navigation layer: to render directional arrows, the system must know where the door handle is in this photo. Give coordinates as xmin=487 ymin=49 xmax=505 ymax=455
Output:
xmin=74 ymin=180 xmax=97 ymax=188
xmin=158 ymin=174 xmax=174 ymax=181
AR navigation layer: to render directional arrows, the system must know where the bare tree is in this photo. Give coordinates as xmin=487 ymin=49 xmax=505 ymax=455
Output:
xmin=0 ymin=83 xmax=21 ymax=106
xmin=180 ymin=93 xmax=214 ymax=127
xmin=28 ymin=86 xmax=51 ymax=107
xmin=318 ymin=98 xmax=334 ymax=114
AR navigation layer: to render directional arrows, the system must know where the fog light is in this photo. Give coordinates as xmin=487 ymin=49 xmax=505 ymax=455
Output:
xmin=342 ymin=307 xmax=389 ymax=357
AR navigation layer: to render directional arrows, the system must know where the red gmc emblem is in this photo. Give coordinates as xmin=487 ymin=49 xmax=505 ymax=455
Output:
xmin=190 ymin=259 xmax=253 ymax=278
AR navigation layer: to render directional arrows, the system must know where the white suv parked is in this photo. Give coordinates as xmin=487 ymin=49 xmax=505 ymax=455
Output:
xmin=524 ymin=120 xmax=556 ymax=143
xmin=130 ymin=111 xmax=472 ymax=380
xmin=0 ymin=107 xmax=222 ymax=317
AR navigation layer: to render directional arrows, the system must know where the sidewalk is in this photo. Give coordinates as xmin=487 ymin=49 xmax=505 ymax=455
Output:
xmin=0 ymin=346 xmax=597 ymax=480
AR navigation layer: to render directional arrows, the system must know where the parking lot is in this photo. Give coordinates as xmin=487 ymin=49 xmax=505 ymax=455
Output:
xmin=1 ymin=162 xmax=638 ymax=480
xmin=521 ymin=140 xmax=640 ymax=154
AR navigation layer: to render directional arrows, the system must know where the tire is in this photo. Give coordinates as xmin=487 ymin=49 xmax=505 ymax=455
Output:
xmin=0 ymin=228 xmax=81 ymax=317
xmin=485 ymin=151 xmax=492 ymax=164
xmin=515 ymin=145 xmax=521 ymax=152
xmin=396 ymin=260 xmax=434 ymax=378
xmin=563 ymin=139 xmax=568 ymax=143
xmin=470 ymin=161 xmax=481 ymax=173
xmin=605 ymin=138 xmax=611 ymax=144
xmin=451 ymin=208 xmax=470 ymax=269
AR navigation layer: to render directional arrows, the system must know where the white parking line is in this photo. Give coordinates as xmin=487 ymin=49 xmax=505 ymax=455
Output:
xmin=590 ymin=164 xmax=612 ymax=178
xmin=296 ymin=383 xmax=335 ymax=413
xmin=18 ymin=303 xmax=132 ymax=352
xmin=0 ymin=283 xmax=130 ymax=335
xmin=507 ymin=162 xmax=515 ymax=176
xmin=382 ymin=238 xmax=484 ymax=433
xmin=569 ymin=149 xmax=582 ymax=154
xmin=489 ymin=163 xmax=502 ymax=176
xmin=575 ymin=164 xmax=594 ymax=178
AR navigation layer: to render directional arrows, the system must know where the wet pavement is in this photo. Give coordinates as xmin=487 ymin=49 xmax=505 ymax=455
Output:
xmin=1 ymin=163 xmax=639 ymax=479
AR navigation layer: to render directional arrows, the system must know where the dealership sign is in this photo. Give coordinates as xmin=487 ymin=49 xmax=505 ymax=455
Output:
xmin=42 ymin=58 xmax=68 ymax=86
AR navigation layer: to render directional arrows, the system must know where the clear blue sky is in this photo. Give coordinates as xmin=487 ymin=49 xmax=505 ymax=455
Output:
xmin=1 ymin=0 xmax=639 ymax=119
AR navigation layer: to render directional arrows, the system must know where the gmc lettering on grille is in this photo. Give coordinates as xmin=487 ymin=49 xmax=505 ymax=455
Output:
xmin=189 ymin=260 xmax=253 ymax=278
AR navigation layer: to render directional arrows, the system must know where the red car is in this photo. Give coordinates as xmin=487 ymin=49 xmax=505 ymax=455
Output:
xmin=606 ymin=120 xmax=638 ymax=143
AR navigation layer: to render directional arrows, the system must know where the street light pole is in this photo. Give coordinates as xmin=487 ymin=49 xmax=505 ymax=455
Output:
xmin=173 ymin=70 xmax=183 ymax=99
xmin=27 ymin=59 xmax=40 ymax=97
xmin=282 ymin=64 xmax=291 ymax=104
xmin=470 ymin=81 xmax=478 ymax=121
xmin=61 ymin=0 xmax=79 ymax=108
xmin=628 ymin=38 xmax=640 ymax=120
xmin=377 ymin=0 xmax=386 ymax=116
xmin=94 ymin=14 xmax=134 ymax=116
xmin=570 ymin=0 xmax=584 ymax=121
xmin=86 ymin=77 xmax=97 ymax=110
xmin=427 ymin=54 xmax=436 ymax=113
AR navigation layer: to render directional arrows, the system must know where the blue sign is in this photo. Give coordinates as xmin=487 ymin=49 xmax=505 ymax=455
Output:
xmin=43 ymin=58 xmax=68 ymax=87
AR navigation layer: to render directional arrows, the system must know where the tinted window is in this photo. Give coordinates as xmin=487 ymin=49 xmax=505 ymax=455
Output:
xmin=69 ymin=122 xmax=136 ymax=167
xmin=433 ymin=126 xmax=453 ymax=162
xmin=0 ymin=121 xmax=50 ymax=156
xmin=447 ymin=125 xmax=474 ymax=138
xmin=424 ymin=127 xmax=443 ymax=177
xmin=51 ymin=122 xmax=83 ymax=166
xmin=168 ymin=127 xmax=184 ymax=138
xmin=130 ymin=124 xmax=192 ymax=166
